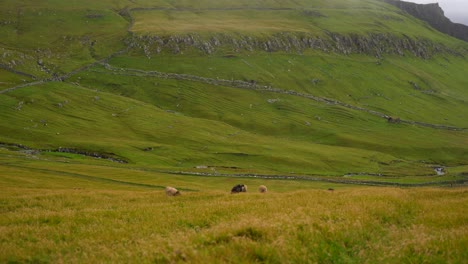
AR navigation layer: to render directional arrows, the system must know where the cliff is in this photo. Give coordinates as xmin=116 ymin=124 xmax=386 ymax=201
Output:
xmin=127 ymin=32 xmax=461 ymax=58
xmin=384 ymin=0 xmax=468 ymax=42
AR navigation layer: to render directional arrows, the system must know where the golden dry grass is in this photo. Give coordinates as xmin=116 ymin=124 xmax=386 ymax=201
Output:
xmin=1 ymin=185 xmax=467 ymax=263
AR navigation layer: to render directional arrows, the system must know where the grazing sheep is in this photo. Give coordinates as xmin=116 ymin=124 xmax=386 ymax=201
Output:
xmin=231 ymin=184 xmax=247 ymax=194
xmin=165 ymin=186 xmax=181 ymax=196
xmin=258 ymin=185 xmax=268 ymax=193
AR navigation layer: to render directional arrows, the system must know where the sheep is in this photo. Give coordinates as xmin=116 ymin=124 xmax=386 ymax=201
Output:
xmin=231 ymin=184 xmax=247 ymax=194
xmin=258 ymin=185 xmax=268 ymax=193
xmin=165 ymin=186 xmax=181 ymax=196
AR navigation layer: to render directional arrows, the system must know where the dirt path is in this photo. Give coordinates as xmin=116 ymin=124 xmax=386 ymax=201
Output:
xmin=0 ymin=63 xmax=38 ymax=80
xmin=161 ymin=170 xmax=467 ymax=188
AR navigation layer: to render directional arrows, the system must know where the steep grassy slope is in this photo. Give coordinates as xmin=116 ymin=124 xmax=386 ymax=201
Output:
xmin=1 ymin=0 xmax=468 ymax=180
xmin=129 ymin=5 xmax=459 ymax=43
xmin=0 ymin=82 xmax=427 ymax=176
xmin=0 ymin=7 xmax=127 ymax=79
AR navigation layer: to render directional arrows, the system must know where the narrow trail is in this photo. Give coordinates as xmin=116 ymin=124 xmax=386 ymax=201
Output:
xmin=0 ymin=63 xmax=38 ymax=80
xmin=95 ymin=63 xmax=467 ymax=131
xmin=160 ymin=170 xmax=467 ymax=188
xmin=0 ymin=80 xmax=46 ymax=94
xmin=0 ymin=47 xmax=130 ymax=95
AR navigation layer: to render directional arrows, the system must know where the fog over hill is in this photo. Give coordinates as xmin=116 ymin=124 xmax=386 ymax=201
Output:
xmin=385 ymin=0 xmax=468 ymax=41
xmin=409 ymin=0 xmax=468 ymax=25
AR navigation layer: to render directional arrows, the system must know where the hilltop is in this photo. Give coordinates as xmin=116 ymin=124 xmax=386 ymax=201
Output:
xmin=384 ymin=0 xmax=468 ymax=42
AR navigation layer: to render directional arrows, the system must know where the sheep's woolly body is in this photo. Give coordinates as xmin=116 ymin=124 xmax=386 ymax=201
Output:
xmin=231 ymin=184 xmax=247 ymax=194
xmin=259 ymin=185 xmax=268 ymax=193
xmin=165 ymin=186 xmax=181 ymax=196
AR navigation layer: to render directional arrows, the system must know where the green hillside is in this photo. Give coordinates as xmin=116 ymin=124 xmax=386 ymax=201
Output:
xmin=1 ymin=0 xmax=467 ymax=181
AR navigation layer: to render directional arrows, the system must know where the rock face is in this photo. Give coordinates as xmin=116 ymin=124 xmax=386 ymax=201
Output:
xmin=384 ymin=0 xmax=468 ymax=42
xmin=127 ymin=31 xmax=462 ymax=59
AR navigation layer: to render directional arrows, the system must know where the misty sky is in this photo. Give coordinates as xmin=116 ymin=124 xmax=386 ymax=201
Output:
xmin=408 ymin=0 xmax=468 ymax=25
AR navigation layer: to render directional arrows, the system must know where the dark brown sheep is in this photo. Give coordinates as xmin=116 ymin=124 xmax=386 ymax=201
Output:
xmin=231 ymin=184 xmax=247 ymax=194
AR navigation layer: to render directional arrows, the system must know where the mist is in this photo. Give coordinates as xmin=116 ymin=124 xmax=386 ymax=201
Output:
xmin=408 ymin=0 xmax=468 ymax=25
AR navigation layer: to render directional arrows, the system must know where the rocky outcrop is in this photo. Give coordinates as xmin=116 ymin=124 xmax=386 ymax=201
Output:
xmin=0 ymin=142 xmax=128 ymax=163
xmin=126 ymin=32 xmax=462 ymax=58
xmin=51 ymin=147 xmax=128 ymax=163
xmin=384 ymin=0 xmax=468 ymax=42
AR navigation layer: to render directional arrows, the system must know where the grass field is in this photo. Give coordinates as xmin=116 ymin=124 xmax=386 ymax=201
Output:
xmin=1 ymin=156 xmax=467 ymax=263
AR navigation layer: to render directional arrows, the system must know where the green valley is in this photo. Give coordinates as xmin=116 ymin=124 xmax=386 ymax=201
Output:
xmin=1 ymin=0 xmax=467 ymax=262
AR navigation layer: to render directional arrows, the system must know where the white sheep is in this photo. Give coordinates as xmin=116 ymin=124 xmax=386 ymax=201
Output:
xmin=165 ymin=186 xmax=181 ymax=196
xmin=258 ymin=185 xmax=268 ymax=193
